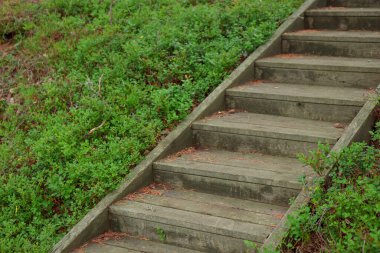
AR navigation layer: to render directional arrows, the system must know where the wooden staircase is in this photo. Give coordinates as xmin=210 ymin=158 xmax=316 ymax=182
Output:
xmin=77 ymin=1 xmax=380 ymax=252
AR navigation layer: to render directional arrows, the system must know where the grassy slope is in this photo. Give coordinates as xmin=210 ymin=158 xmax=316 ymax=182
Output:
xmin=283 ymin=125 xmax=380 ymax=252
xmin=0 ymin=0 xmax=303 ymax=252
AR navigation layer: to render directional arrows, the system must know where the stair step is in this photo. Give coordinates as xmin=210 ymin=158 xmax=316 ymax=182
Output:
xmin=154 ymin=149 xmax=309 ymax=205
xmin=157 ymin=149 xmax=308 ymax=175
xmin=81 ymin=243 xmax=141 ymax=253
xmin=255 ymin=54 xmax=380 ymax=88
xmin=226 ymin=81 xmax=367 ymax=122
xmin=81 ymin=236 xmax=202 ymax=253
xmin=256 ymin=54 xmax=380 ymax=72
xmin=283 ymin=30 xmax=380 ymax=43
xmin=110 ymin=188 xmax=280 ymax=252
xmin=307 ymin=8 xmax=380 ymax=17
xmin=305 ymin=8 xmax=380 ymax=31
xmin=192 ymin=112 xmax=344 ymax=157
xmin=129 ymin=187 xmax=288 ymax=226
xmin=327 ymin=0 xmax=380 ymax=7
xmin=283 ymin=30 xmax=380 ymax=58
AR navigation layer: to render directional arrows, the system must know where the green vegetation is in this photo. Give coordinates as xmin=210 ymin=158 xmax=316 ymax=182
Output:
xmin=244 ymin=239 xmax=258 ymax=252
xmin=156 ymin=226 xmax=166 ymax=242
xmin=0 ymin=0 xmax=303 ymax=252
xmin=283 ymin=123 xmax=380 ymax=252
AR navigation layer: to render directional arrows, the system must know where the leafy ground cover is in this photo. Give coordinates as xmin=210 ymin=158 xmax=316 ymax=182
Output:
xmin=282 ymin=119 xmax=380 ymax=252
xmin=0 ymin=0 xmax=303 ymax=252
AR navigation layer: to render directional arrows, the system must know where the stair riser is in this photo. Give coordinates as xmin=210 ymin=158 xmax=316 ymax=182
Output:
xmin=255 ymin=67 xmax=380 ymax=88
xmin=193 ymin=130 xmax=332 ymax=157
xmin=283 ymin=39 xmax=380 ymax=59
xmin=327 ymin=0 xmax=380 ymax=7
xmin=305 ymin=16 xmax=380 ymax=31
xmin=154 ymin=170 xmax=299 ymax=206
xmin=83 ymin=244 xmax=141 ymax=253
xmin=226 ymin=96 xmax=361 ymax=123
xmin=109 ymin=215 xmax=258 ymax=253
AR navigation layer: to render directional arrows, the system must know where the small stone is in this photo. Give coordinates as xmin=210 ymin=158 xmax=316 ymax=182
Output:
xmin=333 ymin=123 xmax=345 ymax=129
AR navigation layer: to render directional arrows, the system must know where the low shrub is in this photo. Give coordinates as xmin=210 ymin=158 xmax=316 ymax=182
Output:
xmin=283 ymin=124 xmax=380 ymax=252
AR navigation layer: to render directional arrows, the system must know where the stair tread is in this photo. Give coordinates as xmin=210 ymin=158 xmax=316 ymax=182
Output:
xmin=326 ymin=0 xmax=380 ymax=8
xmin=256 ymin=54 xmax=380 ymax=73
xmin=193 ymin=112 xmax=344 ymax=144
xmin=227 ymin=82 xmax=369 ymax=106
xmin=306 ymin=7 xmax=380 ymax=16
xmin=140 ymin=186 xmax=288 ymax=213
xmin=123 ymin=187 xmax=287 ymax=226
xmin=81 ymin=236 xmax=202 ymax=253
xmin=283 ymin=30 xmax=380 ymax=42
xmin=81 ymin=243 xmax=141 ymax=253
xmin=155 ymin=149 xmax=311 ymax=189
xmin=111 ymin=196 xmax=275 ymax=243
xmin=158 ymin=149 xmax=307 ymax=175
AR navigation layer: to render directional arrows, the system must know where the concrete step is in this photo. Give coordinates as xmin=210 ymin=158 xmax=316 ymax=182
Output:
xmin=305 ymin=8 xmax=380 ymax=31
xmin=154 ymin=149 xmax=310 ymax=205
xmin=283 ymin=30 xmax=380 ymax=58
xmin=79 ymin=243 xmax=141 ymax=253
xmin=126 ymin=187 xmax=289 ymax=226
xmin=109 ymin=186 xmax=285 ymax=252
xmin=79 ymin=235 xmax=203 ymax=253
xmin=255 ymin=54 xmax=380 ymax=88
xmin=327 ymin=0 xmax=380 ymax=7
xmin=226 ymin=81 xmax=368 ymax=122
xmin=192 ymin=112 xmax=344 ymax=157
